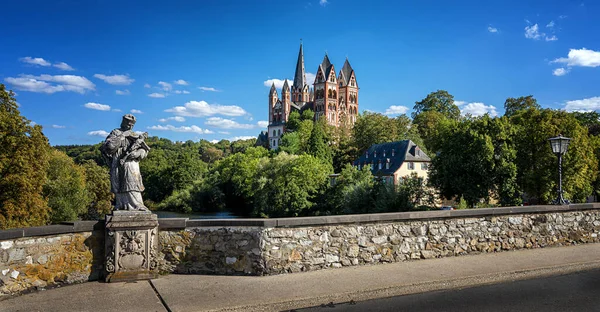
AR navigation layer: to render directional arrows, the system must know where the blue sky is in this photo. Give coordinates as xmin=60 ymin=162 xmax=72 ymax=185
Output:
xmin=2 ymin=0 xmax=600 ymax=146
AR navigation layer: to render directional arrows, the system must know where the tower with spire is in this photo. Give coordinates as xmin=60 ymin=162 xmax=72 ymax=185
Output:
xmin=267 ymin=42 xmax=359 ymax=150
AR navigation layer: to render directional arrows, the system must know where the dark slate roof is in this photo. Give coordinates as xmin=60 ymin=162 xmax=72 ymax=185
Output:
xmin=321 ymin=54 xmax=335 ymax=80
xmin=341 ymin=58 xmax=354 ymax=85
xmin=282 ymin=79 xmax=290 ymax=92
xmin=353 ymin=140 xmax=431 ymax=176
xmin=269 ymin=82 xmax=277 ymax=95
xmin=255 ymin=131 xmax=268 ymax=147
xmin=293 ymin=43 xmax=306 ymax=90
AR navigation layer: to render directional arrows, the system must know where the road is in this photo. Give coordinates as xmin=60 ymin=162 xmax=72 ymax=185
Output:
xmin=299 ymin=268 xmax=600 ymax=312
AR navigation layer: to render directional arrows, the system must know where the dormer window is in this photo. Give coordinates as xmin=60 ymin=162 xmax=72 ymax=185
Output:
xmin=391 ymin=149 xmax=395 ymax=157
xmin=383 ymin=150 xmax=386 ymax=157
xmin=385 ymin=162 xmax=390 ymax=169
xmin=366 ymin=151 xmax=369 ymax=158
xmin=378 ymin=161 xmax=382 ymax=170
xmin=374 ymin=151 xmax=377 ymax=158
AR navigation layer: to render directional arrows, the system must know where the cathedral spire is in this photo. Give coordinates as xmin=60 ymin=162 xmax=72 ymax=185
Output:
xmin=269 ymin=82 xmax=277 ymax=95
xmin=293 ymin=42 xmax=306 ymax=89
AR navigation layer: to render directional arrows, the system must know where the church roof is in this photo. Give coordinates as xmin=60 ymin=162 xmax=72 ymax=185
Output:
xmin=282 ymin=79 xmax=290 ymax=92
xmin=321 ymin=54 xmax=334 ymax=80
xmin=269 ymin=82 xmax=277 ymax=95
xmin=341 ymin=58 xmax=354 ymax=85
xmin=293 ymin=43 xmax=306 ymax=89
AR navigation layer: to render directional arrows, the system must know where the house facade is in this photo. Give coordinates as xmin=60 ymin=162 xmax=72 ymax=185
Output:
xmin=267 ymin=43 xmax=359 ymax=150
xmin=353 ymin=140 xmax=431 ymax=185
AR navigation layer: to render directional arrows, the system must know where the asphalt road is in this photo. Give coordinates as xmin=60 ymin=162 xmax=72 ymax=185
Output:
xmin=299 ymin=268 xmax=600 ymax=312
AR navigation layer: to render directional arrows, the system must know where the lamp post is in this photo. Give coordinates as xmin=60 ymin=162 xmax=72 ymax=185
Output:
xmin=548 ymin=134 xmax=572 ymax=205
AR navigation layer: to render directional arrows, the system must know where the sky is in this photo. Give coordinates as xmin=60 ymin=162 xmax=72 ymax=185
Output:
xmin=2 ymin=0 xmax=600 ymax=146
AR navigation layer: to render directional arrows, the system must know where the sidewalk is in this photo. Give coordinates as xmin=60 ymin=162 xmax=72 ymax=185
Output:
xmin=2 ymin=243 xmax=600 ymax=312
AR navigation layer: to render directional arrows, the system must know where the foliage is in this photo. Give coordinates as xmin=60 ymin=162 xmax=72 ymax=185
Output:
xmin=571 ymin=111 xmax=600 ymax=136
xmin=412 ymin=90 xmax=461 ymax=120
xmin=44 ymin=149 xmax=91 ymax=223
xmin=0 ymin=84 xmax=51 ymax=229
xmin=511 ymin=108 xmax=597 ymax=203
xmin=307 ymin=118 xmax=333 ymax=166
xmin=429 ymin=115 xmax=521 ymax=207
xmin=81 ymin=160 xmax=113 ymax=219
xmin=503 ymin=95 xmax=541 ymax=118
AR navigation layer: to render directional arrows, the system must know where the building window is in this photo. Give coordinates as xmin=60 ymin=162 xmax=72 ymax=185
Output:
xmin=408 ymin=162 xmax=414 ymax=170
xmin=273 ymin=130 xmax=276 ymax=136
xmin=421 ymin=163 xmax=429 ymax=170
xmin=378 ymin=162 xmax=382 ymax=170
xmin=383 ymin=150 xmax=386 ymax=157
xmin=392 ymin=149 xmax=395 ymax=157
xmin=366 ymin=151 xmax=369 ymax=158
xmin=386 ymin=162 xmax=390 ymax=169
xmin=374 ymin=151 xmax=377 ymax=158
xmin=358 ymin=164 xmax=361 ymax=170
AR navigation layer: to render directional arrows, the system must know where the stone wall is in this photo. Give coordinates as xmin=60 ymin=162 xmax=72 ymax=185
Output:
xmin=260 ymin=210 xmax=600 ymax=274
xmin=0 ymin=223 xmax=104 ymax=297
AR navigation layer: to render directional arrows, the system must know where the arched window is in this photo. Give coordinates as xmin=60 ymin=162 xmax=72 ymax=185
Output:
xmin=333 ymin=90 xmax=337 ymax=98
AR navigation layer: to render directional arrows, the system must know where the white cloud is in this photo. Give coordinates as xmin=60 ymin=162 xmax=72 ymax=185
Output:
xmin=524 ymin=23 xmax=557 ymax=41
xmin=112 ymin=108 xmax=122 ymax=112
xmin=165 ymin=100 xmax=248 ymax=117
xmin=130 ymin=109 xmax=143 ymax=114
xmin=263 ymin=79 xmax=292 ymax=89
xmin=84 ymin=102 xmax=111 ymax=111
xmin=487 ymin=26 xmax=498 ymax=33
xmin=384 ymin=105 xmax=409 ymax=116
xmin=94 ymin=74 xmax=135 ymax=85
xmin=564 ymin=96 xmax=600 ymax=112
xmin=51 ymin=125 xmax=66 ymax=129
xmin=147 ymin=124 xmax=213 ymax=134
xmin=525 ymin=24 xmax=542 ymax=40
xmin=174 ymin=90 xmax=191 ymax=94
xmin=159 ymin=116 xmax=186 ymax=123
xmin=218 ymin=131 xmax=230 ymax=135
xmin=319 ymin=0 xmax=328 ymax=6
xmin=158 ymin=81 xmax=172 ymax=91
xmin=174 ymin=79 xmax=189 ymax=86
xmin=205 ymin=117 xmax=254 ymax=129
xmin=53 ymin=62 xmax=74 ymax=71
xmin=552 ymin=48 xmax=600 ymax=68
xmin=230 ymin=136 xmax=256 ymax=141
xmin=454 ymin=101 xmax=467 ymax=106
xmin=305 ymin=72 xmax=316 ymax=84
xmin=148 ymin=93 xmax=166 ymax=98
xmin=144 ymin=83 xmax=151 ymax=88
xmin=116 ymin=89 xmax=130 ymax=95
xmin=257 ymin=120 xmax=269 ymax=128
xmin=19 ymin=56 xmax=51 ymax=66
xmin=88 ymin=130 xmax=109 ymax=137
xmin=546 ymin=21 xmax=555 ymax=28
xmin=460 ymin=102 xmax=498 ymax=117
xmin=553 ymin=68 xmax=569 ymax=76
xmin=210 ymin=139 xmax=220 ymax=144
xmin=198 ymin=86 xmax=220 ymax=92
xmin=5 ymin=74 xmax=95 ymax=94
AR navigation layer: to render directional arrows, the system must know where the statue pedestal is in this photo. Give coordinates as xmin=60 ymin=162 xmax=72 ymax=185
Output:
xmin=104 ymin=211 xmax=159 ymax=282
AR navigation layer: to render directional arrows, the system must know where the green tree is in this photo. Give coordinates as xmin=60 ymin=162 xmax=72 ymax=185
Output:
xmin=503 ymin=95 xmax=541 ymax=118
xmin=307 ymin=118 xmax=333 ymax=166
xmin=571 ymin=111 xmax=600 ymax=136
xmin=351 ymin=112 xmax=399 ymax=153
xmin=44 ymin=149 xmax=91 ymax=223
xmin=252 ymin=153 xmax=330 ymax=217
xmin=429 ymin=116 xmax=521 ymax=207
xmin=81 ymin=160 xmax=113 ymax=219
xmin=511 ymin=108 xmax=597 ymax=203
xmin=0 ymin=84 xmax=51 ymax=229
xmin=412 ymin=90 xmax=460 ymax=120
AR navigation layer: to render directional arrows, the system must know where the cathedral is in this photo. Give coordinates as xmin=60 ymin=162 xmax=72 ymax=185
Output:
xmin=267 ymin=43 xmax=359 ymax=150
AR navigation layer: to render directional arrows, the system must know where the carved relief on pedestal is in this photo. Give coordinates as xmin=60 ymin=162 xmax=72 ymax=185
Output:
xmin=105 ymin=230 xmax=116 ymax=273
xmin=118 ymin=230 xmax=147 ymax=270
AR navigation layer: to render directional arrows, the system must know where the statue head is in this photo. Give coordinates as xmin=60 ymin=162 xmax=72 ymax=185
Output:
xmin=120 ymin=114 xmax=136 ymax=131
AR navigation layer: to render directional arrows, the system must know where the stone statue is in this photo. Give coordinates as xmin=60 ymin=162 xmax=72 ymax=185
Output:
xmin=101 ymin=114 xmax=150 ymax=211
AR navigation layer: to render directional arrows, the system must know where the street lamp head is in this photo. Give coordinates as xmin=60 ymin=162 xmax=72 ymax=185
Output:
xmin=549 ymin=134 xmax=571 ymax=155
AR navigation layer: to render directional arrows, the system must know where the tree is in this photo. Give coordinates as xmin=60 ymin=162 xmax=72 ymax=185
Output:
xmin=252 ymin=153 xmax=330 ymax=217
xmin=351 ymin=112 xmax=399 ymax=153
xmin=511 ymin=108 xmax=597 ymax=203
xmin=81 ymin=160 xmax=113 ymax=219
xmin=0 ymin=84 xmax=51 ymax=229
xmin=429 ymin=116 xmax=521 ymax=207
xmin=307 ymin=118 xmax=333 ymax=166
xmin=412 ymin=90 xmax=460 ymax=120
xmin=44 ymin=149 xmax=90 ymax=223
xmin=503 ymin=96 xmax=541 ymax=118
xmin=571 ymin=111 xmax=600 ymax=136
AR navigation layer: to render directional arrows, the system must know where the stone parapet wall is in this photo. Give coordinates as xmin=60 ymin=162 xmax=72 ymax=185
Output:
xmin=0 ymin=231 xmax=104 ymax=297
xmin=260 ymin=210 xmax=600 ymax=274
